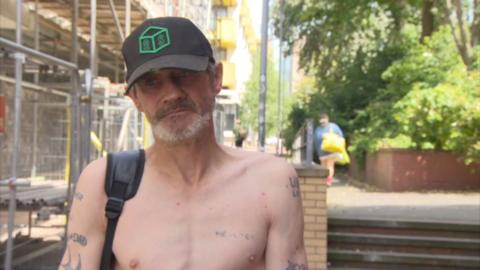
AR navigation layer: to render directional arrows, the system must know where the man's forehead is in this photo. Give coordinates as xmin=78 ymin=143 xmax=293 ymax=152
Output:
xmin=144 ymin=68 xmax=199 ymax=76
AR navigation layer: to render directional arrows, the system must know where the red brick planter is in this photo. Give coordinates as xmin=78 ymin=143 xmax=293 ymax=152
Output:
xmin=349 ymin=149 xmax=480 ymax=191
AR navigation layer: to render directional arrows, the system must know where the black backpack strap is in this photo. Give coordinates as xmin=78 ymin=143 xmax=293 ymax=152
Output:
xmin=100 ymin=149 xmax=145 ymax=270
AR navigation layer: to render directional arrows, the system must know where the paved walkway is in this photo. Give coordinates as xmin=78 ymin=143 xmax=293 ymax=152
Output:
xmin=327 ymin=177 xmax=480 ymax=224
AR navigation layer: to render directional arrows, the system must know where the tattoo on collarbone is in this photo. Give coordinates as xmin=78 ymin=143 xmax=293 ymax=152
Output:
xmin=214 ymin=230 xmax=255 ymax=241
xmin=289 ymin=177 xmax=301 ymax=198
xmin=286 ymin=260 xmax=306 ymax=270
xmin=73 ymin=192 xmax=84 ymax=201
xmin=68 ymin=233 xmax=88 ymax=246
xmin=61 ymin=248 xmax=82 ymax=270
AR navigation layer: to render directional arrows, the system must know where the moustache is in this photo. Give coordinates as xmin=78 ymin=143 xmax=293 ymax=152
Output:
xmin=154 ymin=99 xmax=198 ymax=120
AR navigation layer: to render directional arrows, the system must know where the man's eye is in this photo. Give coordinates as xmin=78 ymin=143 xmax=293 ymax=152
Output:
xmin=175 ymin=71 xmax=192 ymax=79
xmin=144 ymin=78 xmax=160 ymax=86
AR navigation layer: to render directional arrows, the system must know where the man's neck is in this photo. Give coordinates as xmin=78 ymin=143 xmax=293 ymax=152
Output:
xmin=145 ymin=127 xmax=228 ymax=188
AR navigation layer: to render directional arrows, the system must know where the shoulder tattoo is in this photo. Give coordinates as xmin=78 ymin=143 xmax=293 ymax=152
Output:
xmin=289 ymin=176 xmax=301 ymax=198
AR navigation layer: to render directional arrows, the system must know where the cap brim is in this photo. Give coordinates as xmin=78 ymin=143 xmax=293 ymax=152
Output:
xmin=126 ymin=54 xmax=210 ymax=92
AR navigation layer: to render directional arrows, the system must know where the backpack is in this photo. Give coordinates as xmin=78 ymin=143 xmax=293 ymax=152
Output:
xmin=100 ymin=149 xmax=145 ymax=270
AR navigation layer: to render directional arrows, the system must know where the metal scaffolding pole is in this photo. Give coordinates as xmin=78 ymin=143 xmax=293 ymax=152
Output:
xmin=31 ymin=96 xmax=38 ymax=178
xmin=108 ymin=0 xmax=125 ymax=41
xmin=4 ymin=0 xmax=24 ymax=268
xmin=126 ymin=0 xmax=131 ymax=36
xmin=276 ymin=0 xmax=284 ymax=155
xmin=71 ymin=0 xmax=80 ymax=183
xmin=0 ymin=75 xmax=70 ymax=97
xmin=31 ymin=0 xmax=40 ymax=177
xmin=33 ymin=0 xmax=40 ymax=84
xmin=64 ymin=0 xmax=80 ymax=246
xmin=0 ymin=38 xmax=78 ymax=70
xmin=258 ymin=0 xmax=269 ymax=152
xmin=83 ymin=0 xmax=97 ymax=167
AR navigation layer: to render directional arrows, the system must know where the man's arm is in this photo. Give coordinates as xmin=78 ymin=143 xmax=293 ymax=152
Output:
xmin=264 ymin=158 xmax=308 ymax=270
xmin=59 ymin=159 xmax=108 ymax=270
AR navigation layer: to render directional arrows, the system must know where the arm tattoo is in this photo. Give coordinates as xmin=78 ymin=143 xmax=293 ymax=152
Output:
xmin=286 ymin=260 xmax=306 ymax=270
xmin=60 ymin=248 xmax=82 ymax=270
xmin=289 ymin=177 xmax=301 ymax=198
xmin=68 ymin=233 xmax=88 ymax=246
xmin=73 ymin=192 xmax=84 ymax=201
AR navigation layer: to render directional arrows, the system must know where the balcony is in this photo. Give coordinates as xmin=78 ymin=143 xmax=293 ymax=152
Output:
xmin=213 ymin=0 xmax=237 ymax=7
xmin=216 ymin=18 xmax=237 ymax=49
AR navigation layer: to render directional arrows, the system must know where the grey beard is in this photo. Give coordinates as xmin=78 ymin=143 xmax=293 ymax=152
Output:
xmin=152 ymin=113 xmax=211 ymax=144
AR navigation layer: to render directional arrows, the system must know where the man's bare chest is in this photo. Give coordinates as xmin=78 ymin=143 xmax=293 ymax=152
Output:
xmin=111 ymin=176 xmax=270 ymax=270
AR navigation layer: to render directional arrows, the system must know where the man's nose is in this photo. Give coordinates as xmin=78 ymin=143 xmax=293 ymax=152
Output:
xmin=161 ymin=78 xmax=186 ymax=104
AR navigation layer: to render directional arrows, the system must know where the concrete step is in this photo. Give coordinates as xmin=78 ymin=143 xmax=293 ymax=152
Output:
xmin=328 ymin=217 xmax=480 ymax=269
xmin=328 ymin=217 xmax=480 ymax=239
xmin=328 ymin=232 xmax=480 ymax=256
xmin=328 ymin=249 xmax=480 ymax=269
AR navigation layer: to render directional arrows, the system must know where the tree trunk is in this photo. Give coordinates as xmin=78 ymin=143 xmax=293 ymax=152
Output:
xmin=444 ymin=0 xmax=474 ymax=68
xmin=391 ymin=0 xmax=407 ymax=32
xmin=421 ymin=0 xmax=435 ymax=42
xmin=472 ymin=0 xmax=479 ymax=48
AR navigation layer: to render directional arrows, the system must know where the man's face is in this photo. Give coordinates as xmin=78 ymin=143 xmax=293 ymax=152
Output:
xmin=128 ymin=64 xmax=222 ymax=144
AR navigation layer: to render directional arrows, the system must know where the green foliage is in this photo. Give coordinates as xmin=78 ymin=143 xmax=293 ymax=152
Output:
xmin=239 ymin=50 xmax=293 ymax=137
xmin=393 ymin=69 xmax=480 ymax=163
xmin=277 ymin=0 xmax=480 ymax=164
xmin=349 ymin=27 xmax=480 ymax=163
xmin=274 ymin=0 xmax=421 ymax=79
xmin=281 ymin=34 xmax=411 ymax=150
xmin=283 ymin=104 xmax=308 ymax=149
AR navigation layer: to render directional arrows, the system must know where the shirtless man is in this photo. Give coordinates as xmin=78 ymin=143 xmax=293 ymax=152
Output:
xmin=59 ymin=17 xmax=307 ymax=270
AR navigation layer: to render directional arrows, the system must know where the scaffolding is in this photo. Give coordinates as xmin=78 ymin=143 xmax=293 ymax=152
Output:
xmin=0 ymin=0 xmax=147 ymax=268
xmin=0 ymin=0 xmax=250 ymax=267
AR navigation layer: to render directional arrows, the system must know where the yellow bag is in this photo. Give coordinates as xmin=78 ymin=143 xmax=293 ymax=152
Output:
xmin=337 ymin=148 xmax=351 ymax=165
xmin=321 ymin=127 xmax=345 ymax=153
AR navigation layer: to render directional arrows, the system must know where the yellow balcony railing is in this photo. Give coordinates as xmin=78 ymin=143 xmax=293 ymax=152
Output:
xmin=216 ymin=18 xmax=237 ymax=49
xmin=213 ymin=0 xmax=237 ymax=7
xmin=221 ymin=61 xmax=236 ymax=89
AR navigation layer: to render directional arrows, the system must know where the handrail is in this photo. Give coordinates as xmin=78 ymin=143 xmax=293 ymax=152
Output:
xmin=291 ymin=118 xmax=314 ymax=165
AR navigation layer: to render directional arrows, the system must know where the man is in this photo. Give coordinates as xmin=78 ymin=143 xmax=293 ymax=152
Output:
xmin=314 ymin=113 xmax=344 ymax=186
xmin=59 ymin=17 xmax=307 ymax=270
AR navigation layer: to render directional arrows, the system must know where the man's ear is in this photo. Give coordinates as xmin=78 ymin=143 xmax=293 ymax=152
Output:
xmin=126 ymin=85 xmax=143 ymax=112
xmin=213 ymin=62 xmax=223 ymax=95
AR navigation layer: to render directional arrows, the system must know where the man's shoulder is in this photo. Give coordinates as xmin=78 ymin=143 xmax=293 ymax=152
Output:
xmin=225 ymin=147 xmax=296 ymax=182
xmin=75 ymin=158 xmax=108 ymax=200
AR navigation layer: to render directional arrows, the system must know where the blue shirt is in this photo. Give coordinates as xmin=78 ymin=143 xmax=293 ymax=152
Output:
xmin=314 ymin=122 xmax=344 ymax=157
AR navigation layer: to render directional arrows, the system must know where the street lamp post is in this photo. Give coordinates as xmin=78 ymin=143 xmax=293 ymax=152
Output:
xmin=258 ymin=0 xmax=269 ymax=152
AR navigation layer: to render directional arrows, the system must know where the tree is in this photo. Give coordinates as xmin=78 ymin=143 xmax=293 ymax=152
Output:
xmin=273 ymin=0 xmax=421 ymax=80
xmin=421 ymin=0 xmax=435 ymax=42
xmin=239 ymin=49 xmax=292 ymax=137
xmin=440 ymin=0 xmax=480 ymax=68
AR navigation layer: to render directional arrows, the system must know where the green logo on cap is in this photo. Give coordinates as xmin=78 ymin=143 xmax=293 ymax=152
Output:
xmin=139 ymin=26 xmax=171 ymax=54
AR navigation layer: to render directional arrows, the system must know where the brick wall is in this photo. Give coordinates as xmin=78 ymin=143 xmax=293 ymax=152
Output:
xmin=350 ymin=149 xmax=480 ymax=191
xmin=295 ymin=165 xmax=328 ymax=270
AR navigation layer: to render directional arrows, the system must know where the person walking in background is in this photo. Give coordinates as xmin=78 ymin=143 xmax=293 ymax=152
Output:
xmin=314 ymin=113 xmax=344 ymax=186
xmin=233 ymin=119 xmax=248 ymax=148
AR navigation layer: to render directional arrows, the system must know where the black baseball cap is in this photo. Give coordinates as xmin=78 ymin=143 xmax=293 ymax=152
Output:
xmin=122 ymin=17 xmax=215 ymax=93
